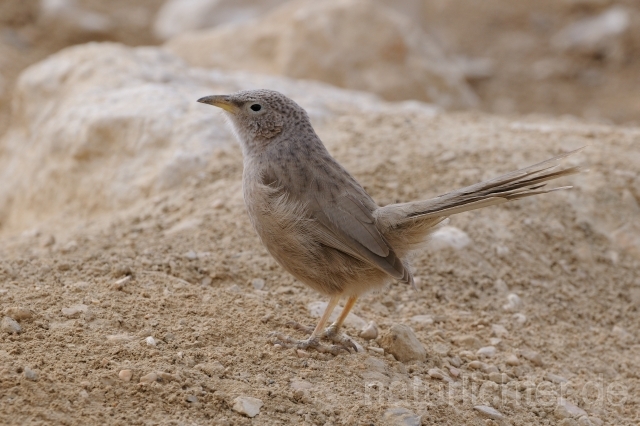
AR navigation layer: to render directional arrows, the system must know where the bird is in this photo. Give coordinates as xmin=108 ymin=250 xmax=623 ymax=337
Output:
xmin=197 ymin=89 xmax=581 ymax=354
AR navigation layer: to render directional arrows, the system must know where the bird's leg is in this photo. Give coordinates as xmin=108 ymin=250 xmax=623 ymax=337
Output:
xmin=321 ymin=295 xmax=359 ymax=351
xmin=270 ymin=295 xmax=348 ymax=355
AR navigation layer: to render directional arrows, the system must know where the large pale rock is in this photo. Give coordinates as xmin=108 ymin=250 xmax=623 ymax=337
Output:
xmin=165 ymin=0 xmax=477 ymax=109
xmin=153 ymin=0 xmax=287 ymax=41
xmin=0 ymin=42 xmax=420 ymax=233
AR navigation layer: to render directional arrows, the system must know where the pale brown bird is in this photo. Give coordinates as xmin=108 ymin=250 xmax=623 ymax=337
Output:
xmin=198 ymin=90 xmax=580 ymax=354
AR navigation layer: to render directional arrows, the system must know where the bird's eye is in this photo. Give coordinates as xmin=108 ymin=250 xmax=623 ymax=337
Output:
xmin=250 ymin=103 xmax=262 ymax=112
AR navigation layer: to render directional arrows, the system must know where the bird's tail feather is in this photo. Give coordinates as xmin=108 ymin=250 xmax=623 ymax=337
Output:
xmin=376 ymin=147 xmax=583 ymax=229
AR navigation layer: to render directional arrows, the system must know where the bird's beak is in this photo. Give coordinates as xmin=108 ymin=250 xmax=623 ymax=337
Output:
xmin=197 ymin=95 xmax=239 ymax=114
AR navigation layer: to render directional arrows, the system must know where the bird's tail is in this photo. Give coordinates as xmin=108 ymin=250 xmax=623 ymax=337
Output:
xmin=376 ymin=148 xmax=583 ymax=246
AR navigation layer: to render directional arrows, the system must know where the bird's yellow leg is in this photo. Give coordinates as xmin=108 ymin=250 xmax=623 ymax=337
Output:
xmin=330 ymin=295 xmax=358 ymax=331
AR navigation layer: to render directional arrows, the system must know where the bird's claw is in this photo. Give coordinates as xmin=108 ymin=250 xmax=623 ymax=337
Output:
xmin=271 ymin=322 xmax=358 ymax=353
xmin=268 ymin=332 xmax=347 ymax=355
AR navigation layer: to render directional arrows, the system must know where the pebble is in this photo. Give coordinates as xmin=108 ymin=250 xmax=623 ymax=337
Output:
xmin=4 ymin=307 xmax=33 ymax=321
xmin=578 ymin=416 xmax=593 ymax=426
xmin=368 ymin=346 xmax=384 ymax=355
xmin=427 ymin=368 xmax=446 ymax=380
xmin=157 ymin=372 xmax=180 ymax=382
xmin=488 ymin=372 xmax=509 ymax=384
xmin=290 ymin=380 xmax=313 ymax=390
xmin=428 ymin=226 xmax=471 ymax=250
xmin=360 ymin=321 xmax=378 ymax=340
xmin=559 ymin=419 xmax=579 ymax=426
xmin=545 ymin=372 xmax=568 ymax=384
xmin=505 ymin=353 xmax=520 ymax=366
xmin=23 ymin=367 xmax=39 ymax=381
xmin=232 ymin=396 xmax=263 ymax=418
xmin=555 ymin=399 xmax=587 ymax=419
xmin=185 ymin=395 xmax=198 ymax=403
xmin=139 ymin=372 xmax=158 ymax=384
xmin=520 ymin=349 xmax=543 ymax=366
xmin=1 ymin=316 xmax=21 ymax=334
xmin=382 ymin=407 xmax=422 ymax=426
xmin=491 ymin=324 xmax=508 ymax=338
xmin=184 ymin=250 xmax=197 ymax=260
xmin=473 ymin=405 xmax=504 ymax=420
xmin=448 ymin=366 xmax=460 ymax=377
xmin=307 ymin=301 xmax=367 ymax=329
xmin=512 ymin=313 xmax=527 ymax=325
xmin=449 ymin=356 xmax=462 ymax=367
xmin=145 ymin=336 xmax=157 ymax=346
xmin=112 ymin=276 xmax=131 ymax=290
xmin=468 ymin=361 xmax=484 ymax=370
xmin=451 ymin=334 xmax=481 ymax=349
xmin=588 ymin=416 xmax=603 ymax=426
xmin=61 ymin=304 xmax=88 ymax=318
xmin=477 ymin=346 xmax=496 ymax=358
xmin=378 ymin=324 xmax=426 ymax=362
xmin=296 ymin=349 xmax=309 ymax=358
xmin=106 ymin=334 xmax=133 ymax=343
xmin=119 ymin=370 xmax=133 ymax=382
xmin=251 ymin=278 xmax=265 ymax=290
xmin=502 ymin=293 xmax=522 ymax=311
xmin=79 ymin=389 xmax=89 ymax=399
xmin=409 ymin=315 xmax=434 ymax=325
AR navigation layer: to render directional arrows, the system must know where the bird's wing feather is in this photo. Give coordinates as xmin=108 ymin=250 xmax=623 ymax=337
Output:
xmin=308 ymin=185 xmax=408 ymax=282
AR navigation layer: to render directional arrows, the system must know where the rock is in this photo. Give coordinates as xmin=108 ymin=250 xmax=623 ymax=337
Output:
xmin=502 ymin=293 xmax=522 ymax=311
xmin=427 ymin=368 xmax=449 ymax=381
xmin=165 ymin=0 xmax=477 ymax=109
xmin=40 ymin=0 xmax=112 ymax=36
xmin=578 ymin=416 xmax=593 ymax=426
xmin=476 ymin=346 xmax=496 ymax=358
xmin=451 ymin=334 xmax=481 ymax=349
xmin=185 ymin=395 xmax=198 ymax=403
xmin=491 ymin=324 xmax=508 ymax=338
xmin=555 ymin=399 xmax=588 ymax=419
xmin=139 ymin=372 xmax=158 ymax=384
xmin=290 ymin=380 xmax=312 ymax=390
xmin=61 ymin=304 xmax=88 ymax=318
xmin=488 ymin=372 xmax=509 ymax=384
xmin=23 ymin=367 xmax=39 ymax=381
xmin=409 ymin=315 xmax=433 ymax=325
xmin=512 ymin=313 xmax=527 ymax=325
xmin=505 ymin=354 xmax=520 ymax=366
xmin=296 ymin=349 xmax=309 ymax=358
xmin=119 ymin=370 xmax=133 ymax=382
xmin=473 ymin=405 xmax=504 ymax=420
xmin=552 ymin=6 xmax=630 ymax=57
xmin=157 ymin=372 xmax=180 ymax=382
xmin=251 ymin=278 xmax=265 ymax=290
xmin=153 ymin=0 xmax=287 ymax=41
xmin=382 ymin=407 xmax=422 ymax=426
xmin=0 ymin=43 xmax=398 ymax=232
xmin=378 ymin=324 xmax=426 ymax=362
xmin=428 ymin=226 xmax=471 ymax=250
xmin=145 ymin=336 xmax=157 ymax=346
xmin=232 ymin=396 xmax=263 ymax=418
xmin=545 ymin=372 xmax=568 ymax=384
xmin=359 ymin=321 xmax=378 ymax=340
xmin=307 ymin=301 xmax=367 ymax=329
xmin=106 ymin=334 xmax=133 ymax=343
xmin=520 ymin=349 xmax=543 ymax=366
xmin=4 ymin=307 xmax=33 ymax=321
xmin=588 ymin=416 xmax=603 ymax=426
xmin=184 ymin=250 xmax=197 ymax=260
xmin=1 ymin=317 xmax=21 ymax=334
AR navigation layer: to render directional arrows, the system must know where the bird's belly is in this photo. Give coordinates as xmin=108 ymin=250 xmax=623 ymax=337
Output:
xmin=243 ymin=182 xmax=390 ymax=296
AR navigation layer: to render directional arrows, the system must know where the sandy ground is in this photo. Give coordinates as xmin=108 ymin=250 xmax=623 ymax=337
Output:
xmin=1 ymin=110 xmax=638 ymax=425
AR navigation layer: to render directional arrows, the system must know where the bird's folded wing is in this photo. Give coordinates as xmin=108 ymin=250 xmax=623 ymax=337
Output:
xmin=309 ymin=190 xmax=408 ymax=282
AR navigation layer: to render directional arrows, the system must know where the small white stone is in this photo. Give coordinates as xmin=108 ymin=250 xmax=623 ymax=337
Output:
xmin=119 ymin=369 xmax=133 ymax=382
xmin=290 ymin=380 xmax=312 ymax=390
xmin=106 ymin=334 xmax=133 ymax=343
xmin=555 ymin=399 xmax=587 ymax=419
xmin=545 ymin=372 xmax=568 ymax=384
xmin=79 ymin=389 xmax=89 ymax=398
xmin=1 ymin=316 xmax=21 ymax=334
xmin=409 ymin=315 xmax=434 ymax=325
xmin=474 ymin=405 xmax=504 ymax=420
xmin=491 ymin=324 xmax=508 ymax=338
xmin=489 ymin=372 xmax=509 ymax=384
xmin=428 ymin=368 xmax=445 ymax=380
xmin=512 ymin=313 xmax=527 ymax=325
xmin=251 ymin=278 xmax=265 ymax=290
xmin=502 ymin=293 xmax=522 ymax=311
xmin=359 ymin=321 xmax=378 ymax=340
xmin=184 ymin=250 xmax=197 ymax=260
xmin=139 ymin=372 xmax=158 ymax=384
xmin=145 ymin=336 xmax=156 ymax=346
xmin=383 ymin=407 xmax=422 ymax=426
xmin=489 ymin=338 xmax=502 ymax=346
xmin=477 ymin=346 xmax=496 ymax=358
xmin=296 ymin=349 xmax=309 ymax=358
xmin=232 ymin=396 xmax=263 ymax=418
xmin=505 ymin=353 xmax=520 ymax=366
xmin=61 ymin=304 xmax=88 ymax=318
xmin=520 ymin=349 xmax=543 ymax=366
xmin=578 ymin=415 xmax=593 ymax=426
xmin=428 ymin=226 xmax=471 ymax=250
xmin=24 ymin=367 xmax=39 ymax=381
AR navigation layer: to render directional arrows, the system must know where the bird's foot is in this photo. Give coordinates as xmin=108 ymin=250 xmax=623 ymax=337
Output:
xmin=281 ymin=321 xmax=358 ymax=353
xmin=268 ymin=332 xmax=347 ymax=355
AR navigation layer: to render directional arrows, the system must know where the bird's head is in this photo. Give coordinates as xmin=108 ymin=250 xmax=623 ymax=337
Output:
xmin=198 ymin=89 xmax=310 ymax=153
